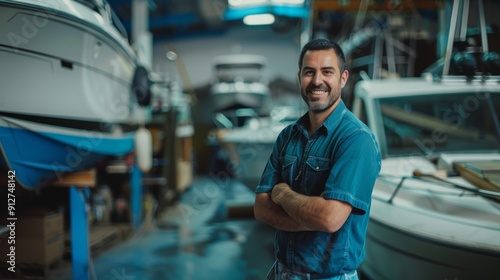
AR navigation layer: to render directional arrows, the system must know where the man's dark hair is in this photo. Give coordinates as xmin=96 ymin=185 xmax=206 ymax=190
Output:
xmin=298 ymin=38 xmax=347 ymax=73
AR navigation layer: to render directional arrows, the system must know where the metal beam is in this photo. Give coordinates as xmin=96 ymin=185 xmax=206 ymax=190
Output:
xmin=314 ymin=0 xmax=443 ymax=12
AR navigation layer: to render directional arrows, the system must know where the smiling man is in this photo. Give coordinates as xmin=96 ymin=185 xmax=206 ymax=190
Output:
xmin=254 ymin=38 xmax=381 ymax=279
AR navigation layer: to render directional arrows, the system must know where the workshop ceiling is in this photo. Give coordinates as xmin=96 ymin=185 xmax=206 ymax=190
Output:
xmin=107 ymin=0 xmax=310 ymax=40
xmin=106 ymin=0 xmax=444 ymax=42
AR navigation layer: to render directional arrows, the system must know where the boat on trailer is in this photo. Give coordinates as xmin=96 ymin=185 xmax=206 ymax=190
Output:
xmin=0 ymin=0 xmax=151 ymax=189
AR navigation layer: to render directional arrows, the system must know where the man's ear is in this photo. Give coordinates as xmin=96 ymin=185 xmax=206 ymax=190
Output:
xmin=340 ymin=70 xmax=349 ymax=88
xmin=297 ymin=71 xmax=301 ymax=83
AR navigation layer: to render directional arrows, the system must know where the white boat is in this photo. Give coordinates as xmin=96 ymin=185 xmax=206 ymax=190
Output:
xmin=0 ymin=0 xmax=150 ymax=189
xmin=354 ymin=0 xmax=500 ymax=276
xmin=210 ymin=54 xmax=271 ymax=115
xmin=352 ymin=77 xmax=500 ymax=280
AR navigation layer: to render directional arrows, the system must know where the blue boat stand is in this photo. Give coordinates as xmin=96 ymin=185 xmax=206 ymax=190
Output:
xmin=69 ymin=165 xmax=143 ymax=280
xmin=130 ymin=165 xmax=143 ymax=229
xmin=69 ymin=187 xmax=90 ymax=280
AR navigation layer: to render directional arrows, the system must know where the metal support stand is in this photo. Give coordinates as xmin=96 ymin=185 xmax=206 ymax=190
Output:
xmin=130 ymin=164 xmax=143 ymax=228
xmin=70 ymin=187 xmax=90 ymax=280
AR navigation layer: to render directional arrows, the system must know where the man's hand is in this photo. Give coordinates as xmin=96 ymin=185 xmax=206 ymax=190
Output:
xmin=271 ymin=183 xmax=291 ymax=205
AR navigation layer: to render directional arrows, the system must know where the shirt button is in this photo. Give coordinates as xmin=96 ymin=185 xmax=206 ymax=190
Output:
xmin=315 ymin=166 xmax=319 ymax=170
xmin=289 ymin=240 xmax=294 ymax=245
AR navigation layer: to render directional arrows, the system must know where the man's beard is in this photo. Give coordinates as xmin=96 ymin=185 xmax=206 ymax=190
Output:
xmin=302 ymin=86 xmax=340 ymax=112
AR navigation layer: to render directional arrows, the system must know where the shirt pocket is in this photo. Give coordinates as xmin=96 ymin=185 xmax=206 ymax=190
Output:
xmin=280 ymin=155 xmax=297 ymax=185
xmin=304 ymin=156 xmax=331 ymax=195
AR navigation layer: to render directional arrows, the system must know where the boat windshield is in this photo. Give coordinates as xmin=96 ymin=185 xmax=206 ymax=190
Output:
xmin=380 ymin=91 xmax=500 ymax=156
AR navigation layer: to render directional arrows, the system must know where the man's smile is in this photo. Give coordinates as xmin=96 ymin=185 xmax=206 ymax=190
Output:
xmin=309 ymin=89 xmax=328 ymax=95
xmin=307 ymin=85 xmax=330 ymax=96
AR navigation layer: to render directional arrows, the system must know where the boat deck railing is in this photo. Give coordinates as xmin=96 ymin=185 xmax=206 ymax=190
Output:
xmin=380 ymin=173 xmax=500 ymax=204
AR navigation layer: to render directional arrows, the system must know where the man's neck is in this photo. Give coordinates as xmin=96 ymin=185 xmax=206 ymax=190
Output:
xmin=307 ymin=98 xmax=341 ymax=136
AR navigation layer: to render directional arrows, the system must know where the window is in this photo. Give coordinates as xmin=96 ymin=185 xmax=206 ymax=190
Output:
xmin=379 ymin=92 xmax=500 ymax=156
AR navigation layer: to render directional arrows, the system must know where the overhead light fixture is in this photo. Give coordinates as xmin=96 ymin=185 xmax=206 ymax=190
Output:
xmin=243 ymin=13 xmax=276 ymax=25
xmin=229 ymin=0 xmax=304 ymax=8
xmin=271 ymin=0 xmax=305 ymax=5
xmin=229 ymin=0 xmax=267 ymax=7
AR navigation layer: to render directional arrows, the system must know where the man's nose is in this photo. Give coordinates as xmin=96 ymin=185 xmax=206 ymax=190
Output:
xmin=312 ymin=73 xmax=323 ymax=85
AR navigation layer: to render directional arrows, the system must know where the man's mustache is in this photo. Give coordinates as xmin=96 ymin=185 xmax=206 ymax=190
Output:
xmin=306 ymin=85 xmax=330 ymax=92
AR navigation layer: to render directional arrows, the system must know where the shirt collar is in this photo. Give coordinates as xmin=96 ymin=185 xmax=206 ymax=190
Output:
xmin=294 ymin=99 xmax=347 ymax=135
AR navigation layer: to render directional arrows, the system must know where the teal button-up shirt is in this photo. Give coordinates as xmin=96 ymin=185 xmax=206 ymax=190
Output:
xmin=256 ymin=100 xmax=381 ymax=277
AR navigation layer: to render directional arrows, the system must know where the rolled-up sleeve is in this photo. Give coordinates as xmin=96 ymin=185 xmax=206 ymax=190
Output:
xmin=322 ymin=130 xmax=381 ymax=215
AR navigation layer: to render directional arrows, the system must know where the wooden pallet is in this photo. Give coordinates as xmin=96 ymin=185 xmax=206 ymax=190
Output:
xmin=90 ymin=225 xmax=121 ymax=253
xmin=64 ymin=224 xmax=131 ymax=258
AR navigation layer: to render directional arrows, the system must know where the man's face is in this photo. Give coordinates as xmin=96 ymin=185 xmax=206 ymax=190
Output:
xmin=298 ymin=49 xmax=348 ymax=113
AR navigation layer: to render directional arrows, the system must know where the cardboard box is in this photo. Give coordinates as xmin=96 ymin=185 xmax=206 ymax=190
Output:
xmin=0 ymin=211 xmax=65 ymax=265
xmin=16 ymin=211 xmax=63 ymax=238
xmin=0 ymin=235 xmax=64 ymax=266
xmin=17 ymin=234 xmax=64 ymax=265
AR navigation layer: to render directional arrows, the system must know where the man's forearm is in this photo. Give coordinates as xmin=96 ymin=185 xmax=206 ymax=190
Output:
xmin=254 ymin=193 xmax=312 ymax=232
xmin=272 ymin=183 xmax=352 ymax=233
xmin=277 ymin=189 xmax=330 ymax=231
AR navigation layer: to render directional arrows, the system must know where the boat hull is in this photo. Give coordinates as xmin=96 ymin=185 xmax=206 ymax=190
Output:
xmin=362 ymin=205 xmax=500 ymax=280
xmin=360 ymin=156 xmax=500 ymax=280
xmin=0 ymin=117 xmax=134 ymax=189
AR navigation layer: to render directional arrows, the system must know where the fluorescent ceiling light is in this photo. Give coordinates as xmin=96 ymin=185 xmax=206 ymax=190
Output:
xmin=229 ymin=0 xmax=267 ymax=7
xmin=229 ymin=0 xmax=304 ymax=8
xmin=243 ymin=13 xmax=275 ymax=25
xmin=271 ymin=0 xmax=305 ymax=5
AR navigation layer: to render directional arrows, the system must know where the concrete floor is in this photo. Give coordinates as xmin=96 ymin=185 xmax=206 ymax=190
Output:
xmin=49 ymin=176 xmax=275 ymax=280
